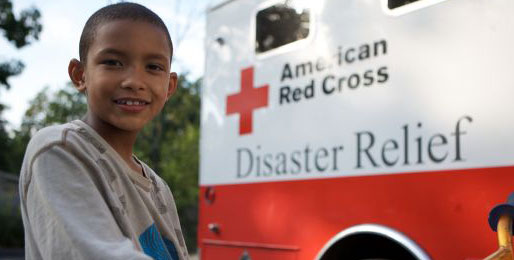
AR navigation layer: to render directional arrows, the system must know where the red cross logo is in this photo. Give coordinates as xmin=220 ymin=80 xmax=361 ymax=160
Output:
xmin=226 ymin=67 xmax=269 ymax=135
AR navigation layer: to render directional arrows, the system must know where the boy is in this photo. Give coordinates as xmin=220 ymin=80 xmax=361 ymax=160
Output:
xmin=18 ymin=3 xmax=189 ymax=259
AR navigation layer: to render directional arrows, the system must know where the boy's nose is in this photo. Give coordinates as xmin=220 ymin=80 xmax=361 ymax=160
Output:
xmin=121 ymin=69 xmax=146 ymax=91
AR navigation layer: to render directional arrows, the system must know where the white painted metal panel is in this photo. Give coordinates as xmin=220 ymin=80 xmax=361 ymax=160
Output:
xmin=201 ymin=0 xmax=514 ymax=185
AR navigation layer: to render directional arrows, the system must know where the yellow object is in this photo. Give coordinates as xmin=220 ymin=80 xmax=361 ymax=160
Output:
xmin=484 ymin=215 xmax=513 ymax=260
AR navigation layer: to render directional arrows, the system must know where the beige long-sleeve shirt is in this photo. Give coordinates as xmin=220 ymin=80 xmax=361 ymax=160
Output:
xmin=19 ymin=120 xmax=188 ymax=260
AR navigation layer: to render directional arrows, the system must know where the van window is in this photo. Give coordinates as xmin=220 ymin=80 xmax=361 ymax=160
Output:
xmin=388 ymin=0 xmax=421 ymax=9
xmin=256 ymin=3 xmax=310 ymax=53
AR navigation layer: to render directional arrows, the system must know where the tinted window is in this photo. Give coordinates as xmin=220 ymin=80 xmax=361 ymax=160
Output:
xmin=256 ymin=3 xmax=310 ymax=53
xmin=388 ymin=0 xmax=421 ymax=9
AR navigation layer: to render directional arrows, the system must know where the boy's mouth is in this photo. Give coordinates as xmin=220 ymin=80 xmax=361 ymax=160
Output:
xmin=113 ymin=98 xmax=149 ymax=106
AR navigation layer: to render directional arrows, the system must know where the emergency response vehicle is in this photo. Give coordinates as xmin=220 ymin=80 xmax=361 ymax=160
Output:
xmin=198 ymin=0 xmax=514 ymax=259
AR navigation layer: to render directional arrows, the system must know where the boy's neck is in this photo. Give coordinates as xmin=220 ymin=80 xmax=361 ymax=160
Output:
xmin=81 ymin=114 xmax=143 ymax=174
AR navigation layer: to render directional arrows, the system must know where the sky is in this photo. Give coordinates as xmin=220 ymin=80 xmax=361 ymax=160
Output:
xmin=0 ymin=0 xmax=218 ymax=129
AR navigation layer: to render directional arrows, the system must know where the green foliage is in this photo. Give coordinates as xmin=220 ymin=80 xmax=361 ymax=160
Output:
xmin=0 ymin=60 xmax=24 ymax=89
xmin=0 ymin=0 xmax=42 ymax=47
xmin=0 ymin=0 xmax=43 ymax=174
xmin=21 ymin=85 xmax=87 ymax=134
xmin=0 ymin=0 xmax=42 ymax=89
xmin=0 ymin=1 xmax=42 ymax=248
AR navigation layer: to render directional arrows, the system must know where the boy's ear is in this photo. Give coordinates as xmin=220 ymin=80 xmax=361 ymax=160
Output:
xmin=166 ymin=72 xmax=178 ymax=100
xmin=68 ymin=59 xmax=86 ymax=92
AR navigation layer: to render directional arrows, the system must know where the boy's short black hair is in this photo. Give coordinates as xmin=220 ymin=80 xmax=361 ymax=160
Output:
xmin=79 ymin=2 xmax=173 ymax=64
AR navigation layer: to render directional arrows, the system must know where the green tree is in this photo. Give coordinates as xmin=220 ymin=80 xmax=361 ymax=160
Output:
xmin=0 ymin=0 xmax=42 ymax=90
xmin=0 ymin=0 xmax=42 ymax=247
xmin=0 ymin=0 xmax=42 ymax=174
xmin=20 ymin=85 xmax=87 ymax=135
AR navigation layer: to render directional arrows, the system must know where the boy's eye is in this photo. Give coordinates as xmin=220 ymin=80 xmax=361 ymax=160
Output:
xmin=102 ymin=59 xmax=122 ymax=67
xmin=147 ymin=64 xmax=164 ymax=71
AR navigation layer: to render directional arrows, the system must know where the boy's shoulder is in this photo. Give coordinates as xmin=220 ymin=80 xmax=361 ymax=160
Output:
xmin=25 ymin=120 xmax=104 ymax=160
xmin=20 ymin=121 xmax=89 ymax=190
xmin=26 ymin=121 xmax=79 ymax=152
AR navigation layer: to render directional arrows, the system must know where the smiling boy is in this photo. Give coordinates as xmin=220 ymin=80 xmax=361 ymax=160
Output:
xmin=19 ymin=3 xmax=188 ymax=260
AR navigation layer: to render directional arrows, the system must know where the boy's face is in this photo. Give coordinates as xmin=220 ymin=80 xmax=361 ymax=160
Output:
xmin=70 ymin=20 xmax=176 ymax=132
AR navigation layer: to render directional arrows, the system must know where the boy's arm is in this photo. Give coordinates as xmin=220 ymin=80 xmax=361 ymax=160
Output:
xmin=22 ymin=144 xmax=151 ymax=260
